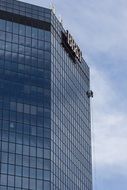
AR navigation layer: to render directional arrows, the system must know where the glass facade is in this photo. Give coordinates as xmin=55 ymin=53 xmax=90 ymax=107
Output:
xmin=0 ymin=0 xmax=92 ymax=190
xmin=50 ymin=13 xmax=92 ymax=190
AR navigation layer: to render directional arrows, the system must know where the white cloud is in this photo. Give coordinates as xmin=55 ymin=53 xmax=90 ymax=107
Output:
xmin=91 ymin=67 xmax=127 ymax=172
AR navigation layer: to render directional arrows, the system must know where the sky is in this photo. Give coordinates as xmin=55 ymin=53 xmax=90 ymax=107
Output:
xmin=20 ymin=0 xmax=127 ymax=189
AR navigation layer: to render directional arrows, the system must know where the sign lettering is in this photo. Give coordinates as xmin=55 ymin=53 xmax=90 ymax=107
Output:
xmin=66 ymin=30 xmax=82 ymax=62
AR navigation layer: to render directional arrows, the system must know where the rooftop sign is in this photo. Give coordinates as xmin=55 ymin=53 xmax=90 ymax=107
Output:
xmin=62 ymin=30 xmax=82 ymax=63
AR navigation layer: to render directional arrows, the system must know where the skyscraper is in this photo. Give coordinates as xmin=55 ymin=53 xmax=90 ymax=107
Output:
xmin=0 ymin=0 xmax=92 ymax=190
